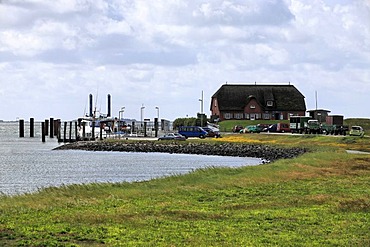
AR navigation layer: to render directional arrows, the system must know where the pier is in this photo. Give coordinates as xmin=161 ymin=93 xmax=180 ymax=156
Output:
xmin=18 ymin=117 xmax=170 ymax=143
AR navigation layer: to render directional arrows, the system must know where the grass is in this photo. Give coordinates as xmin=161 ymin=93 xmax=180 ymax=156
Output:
xmin=1 ymin=135 xmax=370 ymax=246
xmin=218 ymin=119 xmax=289 ymax=132
xmin=345 ymin=118 xmax=370 ymax=135
xmin=216 ymin=132 xmax=370 ymax=152
xmin=219 ymin=118 xmax=370 ymax=136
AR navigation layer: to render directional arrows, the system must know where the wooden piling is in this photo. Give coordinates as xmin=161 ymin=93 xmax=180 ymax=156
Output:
xmin=63 ymin=122 xmax=67 ymax=142
xmin=50 ymin=118 xmax=54 ymax=138
xmin=82 ymin=124 xmax=86 ymax=140
xmin=100 ymin=122 xmax=103 ymax=140
xmin=53 ymin=119 xmax=58 ymax=137
xmin=132 ymin=121 xmax=135 ymax=135
xmin=41 ymin=122 xmax=46 ymax=142
xmin=30 ymin=118 xmax=34 ymax=137
xmin=69 ymin=121 xmax=72 ymax=142
xmin=75 ymin=122 xmax=78 ymax=141
xmin=154 ymin=118 xmax=158 ymax=137
xmin=19 ymin=119 xmax=25 ymax=138
xmin=57 ymin=119 xmax=61 ymax=140
xmin=144 ymin=122 xmax=147 ymax=137
xmin=44 ymin=119 xmax=49 ymax=136
xmin=92 ymin=121 xmax=95 ymax=140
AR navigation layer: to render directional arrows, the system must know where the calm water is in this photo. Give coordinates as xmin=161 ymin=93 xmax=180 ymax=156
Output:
xmin=0 ymin=122 xmax=262 ymax=195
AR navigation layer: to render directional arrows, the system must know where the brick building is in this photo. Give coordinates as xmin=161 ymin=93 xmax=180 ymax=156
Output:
xmin=210 ymin=84 xmax=306 ymax=121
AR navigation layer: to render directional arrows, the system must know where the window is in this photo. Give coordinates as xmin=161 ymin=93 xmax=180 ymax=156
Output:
xmin=250 ymin=105 xmax=256 ymax=109
xmin=263 ymin=113 xmax=270 ymax=119
xmin=235 ymin=113 xmax=243 ymax=119
xmin=267 ymin=101 xmax=273 ymax=107
xmin=224 ymin=113 xmax=232 ymax=119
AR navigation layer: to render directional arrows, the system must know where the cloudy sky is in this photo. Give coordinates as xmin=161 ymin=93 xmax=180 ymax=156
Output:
xmin=0 ymin=0 xmax=369 ymax=121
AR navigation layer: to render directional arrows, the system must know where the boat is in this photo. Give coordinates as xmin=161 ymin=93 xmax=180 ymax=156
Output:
xmin=77 ymin=93 xmax=134 ymax=140
xmin=77 ymin=116 xmax=132 ymax=139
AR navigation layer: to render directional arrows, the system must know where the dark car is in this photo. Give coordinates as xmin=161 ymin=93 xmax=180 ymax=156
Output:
xmin=202 ymin=127 xmax=221 ymax=138
xmin=266 ymin=124 xmax=277 ymax=132
xmin=178 ymin=126 xmax=208 ymax=139
xmin=266 ymin=123 xmax=290 ymax=133
xmin=158 ymin=133 xmax=186 ymax=141
xmin=257 ymin=124 xmax=270 ymax=132
xmin=232 ymin=125 xmax=244 ymax=133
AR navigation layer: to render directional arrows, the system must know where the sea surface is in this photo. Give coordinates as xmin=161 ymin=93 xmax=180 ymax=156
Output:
xmin=0 ymin=122 xmax=262 ymax=196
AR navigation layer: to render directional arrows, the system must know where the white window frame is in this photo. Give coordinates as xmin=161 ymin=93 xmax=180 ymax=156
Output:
xmin=235 ymin=113 xmax=243 ymax=119
xmin=224 ymin=113 xmax=232 ymax=119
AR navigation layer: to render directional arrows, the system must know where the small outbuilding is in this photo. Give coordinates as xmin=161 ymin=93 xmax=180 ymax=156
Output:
xmin=306 ymin=109 xmax=331 ymax=123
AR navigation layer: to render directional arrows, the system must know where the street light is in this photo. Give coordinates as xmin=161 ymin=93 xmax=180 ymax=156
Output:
xmin=119 ymin=106 xmax=125 ymax=120
xmin=199 ymin=90 xmax=204 ymax=126
xmin=155 ymin=106 xmax=160 ymax=137
xmin=140 ymin=104 xmax=145 ymax=127
xmin=155 ymin=106 xmax=159 ymax=119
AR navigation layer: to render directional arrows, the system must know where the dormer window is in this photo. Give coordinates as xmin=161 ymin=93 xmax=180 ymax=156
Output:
xmin=266 ymin=100 xmax=274 ymax=107
xmin=250 ymin=105 xmax=256 ymax=109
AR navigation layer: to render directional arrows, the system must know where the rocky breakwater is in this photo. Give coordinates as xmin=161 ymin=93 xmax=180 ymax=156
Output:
xmin=54 ymin=141 xmax=307 ymax=162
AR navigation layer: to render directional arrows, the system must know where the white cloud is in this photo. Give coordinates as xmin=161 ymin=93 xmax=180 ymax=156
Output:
xmin=0 ymin=0 xmax=369 ymax=121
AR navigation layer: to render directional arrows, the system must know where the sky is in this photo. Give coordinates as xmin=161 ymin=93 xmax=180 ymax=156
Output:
xmin=0 ymin=0 xmax=369 ymax=122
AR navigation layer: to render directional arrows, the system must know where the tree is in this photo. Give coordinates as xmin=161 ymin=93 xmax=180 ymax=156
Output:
xmin=173 ymin=114 xmax=208 ymax=129
xmin=173 ymin=117 xmax=197 ymax=129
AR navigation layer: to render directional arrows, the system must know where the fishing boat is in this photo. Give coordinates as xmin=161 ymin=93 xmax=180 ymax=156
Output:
xmin=77 ymin=94 xmax=131 ymax=140
xmin=77 ymin=116 xmax=132 ymax=140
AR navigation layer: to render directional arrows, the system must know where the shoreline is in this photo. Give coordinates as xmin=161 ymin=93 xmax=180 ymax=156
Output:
xmin=54 ymin=140 xmax=307 ymax=162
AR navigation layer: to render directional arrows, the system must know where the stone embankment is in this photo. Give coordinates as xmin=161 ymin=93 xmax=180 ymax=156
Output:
xmin=54 ymin=141 xmax=307 ymax=162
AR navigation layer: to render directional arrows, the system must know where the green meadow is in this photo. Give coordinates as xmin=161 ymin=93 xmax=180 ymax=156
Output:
xmin=1 ymin=130 xmax=369 ymax=246
xmin=218 ymin=118 xmax=370 ymax=136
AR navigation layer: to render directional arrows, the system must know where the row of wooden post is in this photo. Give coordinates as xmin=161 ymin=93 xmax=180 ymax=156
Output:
xmin=19 ymin=118 xmax=79 ymax=143
xmin=19 ymin=117 xmax=161 ymax=142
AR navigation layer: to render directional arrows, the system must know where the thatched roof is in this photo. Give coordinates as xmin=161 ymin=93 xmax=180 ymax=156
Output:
xmin=211 ymin=84 xmax=306 ymax=111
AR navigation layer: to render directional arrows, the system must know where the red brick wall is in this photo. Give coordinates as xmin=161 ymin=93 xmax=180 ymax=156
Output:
xmin=244 ymin=98 xmax=262 ymax=114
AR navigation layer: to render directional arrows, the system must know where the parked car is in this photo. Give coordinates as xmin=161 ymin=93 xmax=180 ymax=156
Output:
xmin=232 ymin=125 xmax=244 ymax=133
xmin=241 ymin=125 xmax=261 ymax=133
xmin=202 ymin=127 xmax=221 ymax=138
xmin=158 ymin=133 xmax=186 ymax=141
xmin=257 ymin=124 xmax=270 ymax=132
xmin=266 ymin=124 xmax=277 ymax=132
xmin=266 ymin=123 xmax=291 ymax=133
xmin=349 ymin=126 xmax=364 ymax=137
xmin=178 ymin=126 xmax=207 ymax=139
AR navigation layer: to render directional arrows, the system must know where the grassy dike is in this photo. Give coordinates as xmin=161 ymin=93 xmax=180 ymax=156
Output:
xmin=1 ymin=134 xmax=369 ymax=246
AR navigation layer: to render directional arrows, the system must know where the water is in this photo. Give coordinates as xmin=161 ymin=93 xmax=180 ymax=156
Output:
xmin=0 ymin=122 xmax=262 ymax=196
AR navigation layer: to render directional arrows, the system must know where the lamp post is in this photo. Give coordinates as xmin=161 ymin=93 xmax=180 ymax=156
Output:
xmin=155 ymin=106 xmax=160 ymax=137
xmin=140 ymin=104 xmax=145 ymax=127
xmin=155 ymin=106 xmax=159 ymax=119
xmin=199 ymin=90 xmax=204 ymax=126
xmin=119 ymin=106 xmax=125 ymax=120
